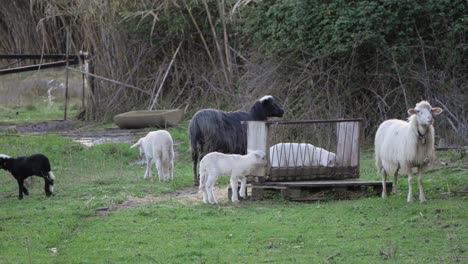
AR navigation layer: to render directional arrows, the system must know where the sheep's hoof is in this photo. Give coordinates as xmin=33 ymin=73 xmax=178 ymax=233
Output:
xmin=232 ymin=199 xmax=240 ymax=203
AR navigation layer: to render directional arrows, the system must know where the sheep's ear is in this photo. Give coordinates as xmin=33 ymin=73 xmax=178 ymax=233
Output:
xmin=432 ymin=107 xmax=443 ymax=115
xmin=254 ymin=152 xmax=265 ymax=159
xmin=407 ymin=108 xmax=417 ymax=115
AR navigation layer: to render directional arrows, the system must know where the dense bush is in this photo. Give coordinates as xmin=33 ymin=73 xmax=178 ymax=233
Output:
xmin=238 ymin=0 xmax=468 ymax=57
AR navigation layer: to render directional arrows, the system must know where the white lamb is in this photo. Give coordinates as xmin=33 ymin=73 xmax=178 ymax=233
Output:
xmin=130 ymin=130 xmax=174 ymax=181
xmin=375 ymin=101 xmax=443 ymax=203
xmin=199 ymin=150 xmax=267 ymax=204
xmin=269 ymin=143 xmax=336 ymax=167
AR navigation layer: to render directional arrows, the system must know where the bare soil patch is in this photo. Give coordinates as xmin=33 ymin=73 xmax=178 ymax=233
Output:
xmin=0 ymin=120 xmax=149 ymax=146
xmin=91 ymin=186 xmax=232 ymax=218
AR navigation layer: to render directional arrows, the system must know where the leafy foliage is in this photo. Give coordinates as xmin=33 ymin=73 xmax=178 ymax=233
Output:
xmin=238 ymin=0 xmax=468 ymax=56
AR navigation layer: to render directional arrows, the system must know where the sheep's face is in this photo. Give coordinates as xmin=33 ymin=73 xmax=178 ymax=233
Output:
xmin=262 ymin=96 xmax=284 ymax=118
xmin=0 ymin=157 xmax=10 ymax=170
xmin=408 ymin=101 xmax=443 ymax=126
xmin=326 ymin=154 xmax=336 ymax=167
xmin=250 ymin=150 xmax=267 ymax=166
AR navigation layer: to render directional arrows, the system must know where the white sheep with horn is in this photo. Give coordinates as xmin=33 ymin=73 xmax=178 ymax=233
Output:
xmin=375 ymin=101 xmax=443 ymax=203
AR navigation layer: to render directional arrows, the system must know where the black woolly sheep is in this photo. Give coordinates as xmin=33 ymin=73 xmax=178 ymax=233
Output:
xmin=0 ymin=154 xmax=55 ymax=199
xmin=189 ymin=95 xmax=284 ymax=185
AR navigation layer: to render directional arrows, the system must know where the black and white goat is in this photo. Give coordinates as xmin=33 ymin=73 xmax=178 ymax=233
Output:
xmin=0 ymin=154 xmax=55 ymax=199
xmin=189 ymin=95 xmax=284 ymax=185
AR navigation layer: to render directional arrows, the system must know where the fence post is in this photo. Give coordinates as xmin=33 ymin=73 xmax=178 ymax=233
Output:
xmin=245 ymin=121 xmax=268 ymax=176
xmin=336 ymin=121 xmax=360 ymax=167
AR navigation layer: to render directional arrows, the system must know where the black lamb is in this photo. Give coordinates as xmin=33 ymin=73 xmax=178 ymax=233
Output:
xmin=189 ymin=95 xmax=284 ymax=185
xmin=0 ymin=154 xmax=55 ymax=199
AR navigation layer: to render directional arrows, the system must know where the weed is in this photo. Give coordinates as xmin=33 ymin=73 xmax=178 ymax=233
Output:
xmin=380 ymin=240 xmax=398 ymax=260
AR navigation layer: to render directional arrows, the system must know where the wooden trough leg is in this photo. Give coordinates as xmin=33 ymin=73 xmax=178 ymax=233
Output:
xmin=251 ymin=187 xmax=264 ymax=201
xmin=281 ymin=187 xmax=302 ymax=200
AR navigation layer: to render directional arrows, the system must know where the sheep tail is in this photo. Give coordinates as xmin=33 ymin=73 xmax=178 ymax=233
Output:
xmin=130 ymin=139 xmax=142 ymax=149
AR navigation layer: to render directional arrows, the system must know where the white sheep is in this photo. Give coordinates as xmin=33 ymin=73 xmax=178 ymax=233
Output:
xmin=375 ymin=101 xmax=443 ymax=203
xmin=199 ymin=150 xmax=267 ymax=204
xmin=269 ymin=143 xmax=336 ymax=168
xmin=130 ymin=130 xmax=174 ymax=181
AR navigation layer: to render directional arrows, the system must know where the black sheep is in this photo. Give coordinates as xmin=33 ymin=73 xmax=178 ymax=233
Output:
xmin=0 ymin=154 xmax=55 ymax=199
xmin=189 ymin=95 xmax=284 ymax=185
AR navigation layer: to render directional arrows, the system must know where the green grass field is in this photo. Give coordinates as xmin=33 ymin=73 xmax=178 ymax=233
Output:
xmin=0 ymin=121 xmax=467 ymax=263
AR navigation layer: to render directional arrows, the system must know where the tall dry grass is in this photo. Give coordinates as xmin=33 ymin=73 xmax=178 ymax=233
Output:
xmin=0 ymin=0 xmax=466 ymax=145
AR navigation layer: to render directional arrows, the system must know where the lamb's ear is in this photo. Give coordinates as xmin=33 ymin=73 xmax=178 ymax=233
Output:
xmin=432 ymin=107 xmax=443 ymax=115
xmin=130 ymin=139 xmax=142 ymax=149
xmin=254 ymin=151 xmax=265 ymax=159
xmin=407 ymin=108 xmax=417 ymax=115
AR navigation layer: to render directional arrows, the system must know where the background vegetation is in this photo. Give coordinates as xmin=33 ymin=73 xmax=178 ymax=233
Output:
xmin=0 ymin=0 xmax=466 ymax=144
xmin=0 ymin=2 xmax=466 ymax=262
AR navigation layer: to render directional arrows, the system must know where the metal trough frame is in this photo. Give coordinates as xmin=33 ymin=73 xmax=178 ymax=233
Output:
xmin=245 ymin=118 xmax=363 ymax=181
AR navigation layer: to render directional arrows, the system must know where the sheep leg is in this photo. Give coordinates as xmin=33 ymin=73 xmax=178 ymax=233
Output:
xmin=199 ymin=171 xmax=208 ymax=203
xmin=239 ymin=176 xmax=247 ymax=199
xmin=144 ymin=157 xmax=152 ymax=179
xmin=206 ymin=176 xmax=218 ymax=204
xmin=17 ymin=179 xmax=25 ymax=199
xmin=407 ymin=171 xmax=414 ymax=203
xmin=392 ymin=169 xmax=399 ymax=194
xmin=44 ymin=178 xmax=52 ymax=197
xmin=230 ymin=176 xmax=240 ymax=203
xmin=192 ymin=151 xmax=199 ymax=186
xmin=163 ymin=160 xmax=172 ymax=181
xmin=381 ymin=169 xmax=388 ymax=198
xmin=47 ymin=172 xmax=55 ymax=193
xmin=155 ymin=159 xmax=164 ymax=182
xmin=22 ymin=186 xmax=29 ymax=196
xmin=201 ymin=185 xmax=209 ymax=204
xmin=417 ymin=168 xmax=427 ymax=203
xmin=169 ymin=160 xmax=174 ymax=181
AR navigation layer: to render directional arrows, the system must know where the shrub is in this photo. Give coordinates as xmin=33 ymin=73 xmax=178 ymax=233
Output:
xmin=238 ymin=0 xmax=468 ymax=57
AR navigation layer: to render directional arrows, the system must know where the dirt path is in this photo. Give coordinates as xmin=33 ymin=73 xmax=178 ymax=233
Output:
xmin=0 ymin=120 xmax=149 ymax=146
xmin=90 ymin=186 xmax=232 ymax=218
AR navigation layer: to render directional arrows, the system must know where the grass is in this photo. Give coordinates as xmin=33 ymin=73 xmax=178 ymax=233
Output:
xmin=0 ymin=97 xmax=81 ymax=125
xmin=0 ymin=67 xmax=82 ymax=125
xmin=0 ymin=126 xmax=467 ymax=263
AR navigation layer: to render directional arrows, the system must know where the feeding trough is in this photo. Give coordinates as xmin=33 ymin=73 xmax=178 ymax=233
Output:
xmin=114 ymin=109 xmax=184 ymax=129
xmin=233 ymin=119 xmax=392 ymax=201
